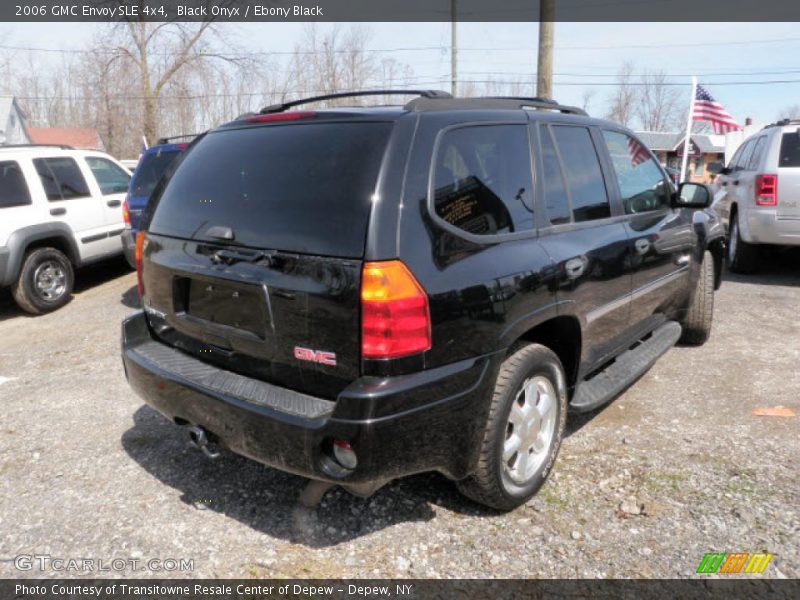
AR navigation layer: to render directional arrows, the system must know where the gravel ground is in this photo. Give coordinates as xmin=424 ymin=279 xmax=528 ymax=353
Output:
xmin=0 ymin=253 xmax=798 ymax=579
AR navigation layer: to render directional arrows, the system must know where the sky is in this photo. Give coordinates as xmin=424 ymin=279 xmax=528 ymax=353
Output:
xmin=3 ymin=21 xmax=800 ymax=129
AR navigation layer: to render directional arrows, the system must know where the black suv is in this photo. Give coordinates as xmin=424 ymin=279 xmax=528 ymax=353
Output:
xmin=122 ymin=91 xmax=725 ymax=510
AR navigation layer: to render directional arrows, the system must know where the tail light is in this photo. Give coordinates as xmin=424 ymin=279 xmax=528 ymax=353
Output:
xmin=361 ymin=260 xmax=431 ymax=359
xmin=246 ymin=111 xmax=315 ymax=124
xmin=755 ymin=174 xmax=778 ymax=206
xmin=135 ymin=231 xmax=147 ymax=297
xmin=122 ymin=197 xmax=130 ymax=226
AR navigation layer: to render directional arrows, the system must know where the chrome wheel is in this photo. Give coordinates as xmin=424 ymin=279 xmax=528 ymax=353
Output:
xmin=503 ymin=376 xmax=558 ymax=485
xmin=34 ymin=260 xmax=67 ymax=301
xmin=728 ymin=219 xmax=738 ymax=263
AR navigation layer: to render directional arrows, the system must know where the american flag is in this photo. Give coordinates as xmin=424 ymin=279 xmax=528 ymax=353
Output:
xmin=627 ymin=136 xmax=650 ymax=167
xmin=693 ymin=85 xmax=742 ymax=134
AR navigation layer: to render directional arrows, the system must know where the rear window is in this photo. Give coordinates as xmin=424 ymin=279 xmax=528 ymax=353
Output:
xmin=779 ymin=132 xmax=800 ymax=167
xmin=33 ymin=157 xmax=91 ymax=201
xmin=0 ymin=161 xmax=31 ymax=208
xmin=148 ymin=122 xmax=392 ymax=257
xmin=130 ymin=150 xmax=181 ymax=198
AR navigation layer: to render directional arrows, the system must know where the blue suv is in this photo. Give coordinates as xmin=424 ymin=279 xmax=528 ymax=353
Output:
xmin=122 ymin=138 xmax=192 ymax=266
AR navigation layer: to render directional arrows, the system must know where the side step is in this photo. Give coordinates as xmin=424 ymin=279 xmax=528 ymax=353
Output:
xmin=570 ymin=321 xmax=682 ymax=413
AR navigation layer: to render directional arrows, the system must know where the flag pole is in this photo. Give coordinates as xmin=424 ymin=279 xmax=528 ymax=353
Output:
xmin=680 ymin=76 xmax=697 ymax=183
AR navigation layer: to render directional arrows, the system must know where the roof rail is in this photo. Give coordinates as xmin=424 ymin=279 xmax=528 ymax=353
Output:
xmin=0 ymin=143 xmax=74 ymax=150
xmin=156 ymin=133 xmax=202 ymax=145
xmin=489 ymin=96 xmax=588 ymax=116
xmin=764 ymin=118 xmax=800 ymax=129
xmin=404 ymin=95 xmax=588 ymax=115
xmin=258 ymin=89 xmax=452 ymax=114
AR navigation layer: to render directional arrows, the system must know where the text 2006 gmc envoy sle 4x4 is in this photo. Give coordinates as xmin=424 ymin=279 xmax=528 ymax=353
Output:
xmin=122 ymin=91 xmax=725 ymax=510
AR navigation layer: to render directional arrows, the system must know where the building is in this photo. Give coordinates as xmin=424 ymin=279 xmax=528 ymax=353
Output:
xmin=0 ymin=96 xmax=31 ymax=145
xmin=635 ymin=130 xmax=726 ymax=184
xmin=28 ymin=127 xmax=106 ymax=151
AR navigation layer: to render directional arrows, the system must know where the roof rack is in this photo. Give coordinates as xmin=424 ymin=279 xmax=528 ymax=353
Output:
xmin=258 ymin=89 xmax=452 ymax=114
xmin=764 ymin=118 xmax=800 ymax=129
xmin=155 ymin=133 xmax=202 ymax=145
xmin=404 ymin=95 xmax=588 ymax=115
xmin=0 ymin=143 xmax=74 ymax=150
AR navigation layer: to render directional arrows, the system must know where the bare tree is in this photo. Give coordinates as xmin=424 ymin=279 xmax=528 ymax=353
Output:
xmin=637 ymin=69 xmax=681 ymax=131
xmin=605 ymin=62 xmax=637 ymax=127
xmin=778 ymin=104 xmax=800 ymax=120
xmin=580 ymin=89 xmax=596 ymax=114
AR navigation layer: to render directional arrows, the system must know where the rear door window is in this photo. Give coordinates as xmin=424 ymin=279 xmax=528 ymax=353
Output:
xmin=0 ymin=161 xmax=31 ymax=208
xmin=746 ymin=137 xmax=767 ymax=171
xmin=432 ymin=124 xmax=535 ymax=236
xmin=148 ymin=122 xmax=393 ymax=258
xmin=33 ymin=157 xmax=91 ymax=201
xmin=779 ymin=132 xmax=800 ymax=167
xmin=550 ymin=125 xmax=611 ymax=222
xmin=602 ymin=130 xmax=670 ymax=214
xmin=85 ymin=157 xmax=131 ymax=195
xmin=540 ymin=127 xmax=571 ymax=225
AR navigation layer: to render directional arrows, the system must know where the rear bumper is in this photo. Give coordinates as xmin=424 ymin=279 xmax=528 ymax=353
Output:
xmin=742 ymin=208 xmax=800 ymax=246
xmin=121 ymin=312 xmax=497 ymax=486
xmin=122 ymin=228 xmax=136 ymax=268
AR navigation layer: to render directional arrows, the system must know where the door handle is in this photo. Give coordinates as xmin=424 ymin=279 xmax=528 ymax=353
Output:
xmin=732 ymin=180 xmax=739 ymax=186
xmin=106 ymin=199 xmax=122 ymax=207
xmin=50 ymin=207 xmax=66 ymax=216
xmin=721 ymin=181 xmax=728 ymax=186
xmin=564 ymin=257 xmax=586 ymax=280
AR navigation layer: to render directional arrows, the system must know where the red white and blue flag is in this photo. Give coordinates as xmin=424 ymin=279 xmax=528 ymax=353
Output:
xmin=692 ymin=85 xmax=742 ymax=134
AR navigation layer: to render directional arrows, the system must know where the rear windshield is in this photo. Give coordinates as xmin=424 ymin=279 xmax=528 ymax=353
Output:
xmin=148 ymin=122 xmax=392 ymax=257
xmin=130 ymin=150 xmax=181 ymax=198
xmin=779 ymin=132 xmax=800 ymax=167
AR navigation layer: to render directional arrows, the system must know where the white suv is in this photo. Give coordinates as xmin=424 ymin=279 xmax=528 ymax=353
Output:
xmin=710 ymin=121 xmax=800 ymax=273
xmin=0 ymin=145 xmax=131 ymax=313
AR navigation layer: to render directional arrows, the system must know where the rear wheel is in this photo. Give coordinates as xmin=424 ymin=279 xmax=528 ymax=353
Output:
xmin=457 ymin=344 xmax=567 ymax=511
xmin=727 ymin=213 xmax=758 ymax=273
xmin=680 ymin=250 xmax=714 ymax=345
xmin=12 ymin=247 xmax=74 ymax=314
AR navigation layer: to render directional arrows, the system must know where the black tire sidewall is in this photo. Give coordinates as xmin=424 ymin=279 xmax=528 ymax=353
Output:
xmin=493 ymin=350 xmax=568 ymax=501
xmin=19 ymin=249 xmax=74 ymax=312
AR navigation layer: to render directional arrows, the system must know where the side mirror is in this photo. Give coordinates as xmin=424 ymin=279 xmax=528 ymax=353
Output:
xmin=673 ymin=182 xmax=713 ymax=209
xmin=706 ymin=161 xmax=724 ymax=175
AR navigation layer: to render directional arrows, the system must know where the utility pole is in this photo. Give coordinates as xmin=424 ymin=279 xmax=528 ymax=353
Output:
xmin=451 ymin=0 xmax=458 ymax=97
xmin=537 ymin=0 xmax=555 ymax=99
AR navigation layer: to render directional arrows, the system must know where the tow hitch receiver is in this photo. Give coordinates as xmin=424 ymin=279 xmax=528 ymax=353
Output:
xmin=187 ymin=425 xmax=221 ymax=459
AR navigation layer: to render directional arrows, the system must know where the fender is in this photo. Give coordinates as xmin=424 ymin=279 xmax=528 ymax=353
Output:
xmin=0 ymin=223 xmax=80 ymax=287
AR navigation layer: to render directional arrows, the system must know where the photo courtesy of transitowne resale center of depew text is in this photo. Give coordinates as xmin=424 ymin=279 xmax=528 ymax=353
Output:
xmin=0 ymin=1 xmax=798 ymax=599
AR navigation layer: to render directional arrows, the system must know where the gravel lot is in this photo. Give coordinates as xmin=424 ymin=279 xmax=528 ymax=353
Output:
xmin=1 ymin=253 xmax=798 ymax=579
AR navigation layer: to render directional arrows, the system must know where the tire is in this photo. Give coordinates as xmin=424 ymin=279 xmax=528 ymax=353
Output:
xmin=680 ymin=250 xmax=714 ymax=345
xmin=457 ymin=344 xmax=567 ymax=511
xmin=11 ymin=247 xmax=74 ymax=315
xmin=727 ymin=212 xmax=758 ymax=273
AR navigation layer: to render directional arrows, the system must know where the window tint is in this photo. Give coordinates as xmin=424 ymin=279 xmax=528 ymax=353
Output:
xmin=86 ymin=157 xmax=130 ymax=195
xmin=432 ymin=125 xmax=534 ymax=236
xmin=602 ymin=131 xmax=670 ymax=214
xmin=733 ymin=140 xmax=754 ymax=171
xmin=779 ymin=132 xmax=800 ymax=167
xmin=551 ymin=126 xmax=610 ymax=222
xmin=131 ymin=150 xmax=181 ymax=198
xmin=726 ymin=146 xmax=743 ymax=170
xmin=746 ymin=137 xmax=766 ymax=171
xmin=149 ymin=123 xmax=392 ymax=258
xmin=0 ymin=161 xmax=31 ymax=208
xmin=540 ymin=127 xmax=570 ymax=225
xmin=33 ymin=157 xmax=90 ymax=201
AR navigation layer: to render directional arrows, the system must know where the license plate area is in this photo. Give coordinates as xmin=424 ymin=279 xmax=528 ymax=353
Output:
xmin=174 ymin=276 xmax=267 ymax=339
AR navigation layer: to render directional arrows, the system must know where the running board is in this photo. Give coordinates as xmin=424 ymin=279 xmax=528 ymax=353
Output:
xmin=570 ymin=321 xmax=682 ymax=413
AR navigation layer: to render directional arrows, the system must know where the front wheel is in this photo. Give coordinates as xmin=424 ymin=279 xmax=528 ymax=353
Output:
xmin=457 ymin=344 xmax=567 ymax=511
xmin=680 ymin=250 xmax=714 ymax=345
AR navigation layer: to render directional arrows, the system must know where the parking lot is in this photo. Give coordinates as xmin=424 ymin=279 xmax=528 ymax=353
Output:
xmin=0 ymin=253 xmax=798 ymax=579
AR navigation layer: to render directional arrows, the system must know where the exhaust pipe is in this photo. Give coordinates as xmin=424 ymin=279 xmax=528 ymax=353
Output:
xmin=187 ymin=425 xmax=220 ymax=459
